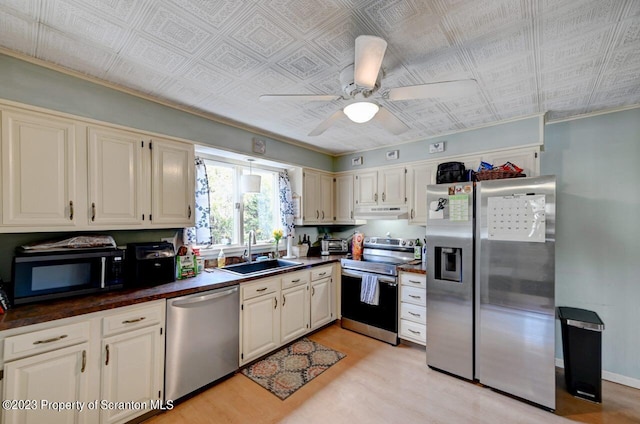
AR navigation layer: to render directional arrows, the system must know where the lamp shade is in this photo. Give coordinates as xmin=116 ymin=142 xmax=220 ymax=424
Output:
xmin=240 ymin=174 xmax=261 ymax=193
xmin=343 ymin=102 xmax=379 ymax=123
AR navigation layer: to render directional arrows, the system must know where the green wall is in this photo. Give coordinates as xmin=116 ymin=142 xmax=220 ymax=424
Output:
xmin=542 ymin=107 xmax=640 ymax=381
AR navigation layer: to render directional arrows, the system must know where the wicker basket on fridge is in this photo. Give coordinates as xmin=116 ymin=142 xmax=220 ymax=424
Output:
xmin=474 ymin=170 xmax=526 ymax=181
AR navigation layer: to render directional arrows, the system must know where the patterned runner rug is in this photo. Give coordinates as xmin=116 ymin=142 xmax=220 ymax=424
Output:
xmin=241 ymin=338 xmax=346 ymax=400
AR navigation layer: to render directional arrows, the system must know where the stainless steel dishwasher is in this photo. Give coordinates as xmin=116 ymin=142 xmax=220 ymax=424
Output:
xmin=165 ymin=285 xmax=239 ymax=401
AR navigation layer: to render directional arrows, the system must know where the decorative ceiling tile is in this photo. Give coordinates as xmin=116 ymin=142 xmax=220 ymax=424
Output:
xmin=201 ymin=42 xmax=261 ymax=76
xmin=312 ymin=19 xmax=362 ymax=64
xmin=540 ymin=0 xmax=620 ymax=44
xmin=43 ymin=0 xmax=126 ymax=50
xmin=362 ymin=0 xmax=425 ymax=34
xmin=36 ymin=27 xmax=115 ymax=78
xmin=541 ymin=59 xmax=600 ymax=86
xmin=277 ymin=46 xmax=332 ymax=80
xmin=172 ymin=0 xmax=247 ymax=30
xmin=263 ymin=0 xmax=342 ymax=34
xmin=446 ymin=0 xmax=526 ymax=42
xmin=182 ymin=63 xmax=235 ymax=92
xmin=141 ymin=5 xmax=209 ymax=53
xmin=253 ymin=67 xmax=298 ymax=92
xmin=0 ymin=0 xmax=39 ymax=18
xmin=105 ymin=57 xmax=167 ymax=93
xmin=476 ymin=54 xmax=534 ymax=85
xmin=67 ymin=0 xmax=139 ymax=23
xmin=231 ymin=11 xmax=295 ymax=58
xmin=123 ymin=36 xmax=187 ymax=74
xmin=614 ymin=16 xmax=640 ymax=49
xmin=0 ymin=8 xmax=37 ymax=55
xmin=543 ymin=80 xmax=593 ymax=102
xmin=539 ymin=26 xmax=610 ymax=69
xmin=467 ymin=24 xmax=530 ymax=67
xmin=405 ymin=50 xmax=469 ymax=82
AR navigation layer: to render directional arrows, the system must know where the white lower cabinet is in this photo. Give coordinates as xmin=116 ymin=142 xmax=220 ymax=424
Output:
xmin=311 ymin=277 xmax=332 ymax=330
xmin=0 ymin=300 xmax=165 ymax=424
xmin=280 ymin=272 xmax=310 ymax=345
xmin=399 ymin=272 xmax=427 ymax=345
xmin=3 ymin=342 xmax=90 ymax=424
xmin=100 ymin=326 xmax=164 ymax=424
xmin=240 ymin=278 xmax=281 ymax=366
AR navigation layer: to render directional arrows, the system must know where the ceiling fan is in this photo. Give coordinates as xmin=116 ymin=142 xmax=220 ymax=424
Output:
xmin=259 ymin=35 xmax=478 ymax=137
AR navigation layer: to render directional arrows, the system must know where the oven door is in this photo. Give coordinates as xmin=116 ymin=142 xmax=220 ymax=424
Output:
xmin=341 ymin=268 xmax=398 ymax=333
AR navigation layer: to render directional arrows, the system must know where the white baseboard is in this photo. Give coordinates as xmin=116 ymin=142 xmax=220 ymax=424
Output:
xmin=555 ymin=358 xmax=640 ymax=390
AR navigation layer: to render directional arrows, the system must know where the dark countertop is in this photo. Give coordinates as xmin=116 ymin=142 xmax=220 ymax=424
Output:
xmin=397 ymin=261 xmax=427 ymax=275
xmin=0 ymin=256 xmax=341 ymax=332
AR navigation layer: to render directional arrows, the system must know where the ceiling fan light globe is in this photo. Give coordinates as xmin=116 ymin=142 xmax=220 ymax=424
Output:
xmin=344 ymin=102 xmax=379 ymax=123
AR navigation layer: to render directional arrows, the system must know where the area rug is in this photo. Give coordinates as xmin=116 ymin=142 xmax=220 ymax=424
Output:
xmin=241 ymin=338 xmax=346 ymax=400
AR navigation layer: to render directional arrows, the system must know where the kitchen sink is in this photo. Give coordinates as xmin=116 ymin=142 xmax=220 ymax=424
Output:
xmin=220 ymin=259 xmax=303 ymax=276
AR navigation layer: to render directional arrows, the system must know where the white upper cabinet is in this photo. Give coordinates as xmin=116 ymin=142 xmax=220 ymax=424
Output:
xmin=407 ymin=163 xmax=436 ymax=225
xmin=1 ymin=109 xmax=77 ymax=227
xmin=300 ymin=169 xmax=333 ymax=225
xmin=334 ymin=173 xmax=365 ymax=224
xmin=88 ymin=126 xmax=147 ymax=226
xmin=355 ymin=166 xmax=406 ymax=207
xmin=150 ymin=138 xmax=195 ymax=226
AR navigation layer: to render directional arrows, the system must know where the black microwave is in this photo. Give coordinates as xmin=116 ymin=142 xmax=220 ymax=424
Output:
xmin=11 ymin=247 xmax=125 ymax=305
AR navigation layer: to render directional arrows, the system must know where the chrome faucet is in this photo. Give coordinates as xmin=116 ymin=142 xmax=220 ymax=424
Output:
xmin=246 ymin=230 xmax=257 ymax=263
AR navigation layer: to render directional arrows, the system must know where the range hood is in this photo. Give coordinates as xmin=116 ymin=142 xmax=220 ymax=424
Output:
xmin=353 ymin=205 xmax=409 ymax=220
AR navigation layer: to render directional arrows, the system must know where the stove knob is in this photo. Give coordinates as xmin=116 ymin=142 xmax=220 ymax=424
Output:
xmin=401 ymin=240 xmax=406 ymax=246
xmin=369 ymin=238 xmax=374 ymax=244
xmin=408 ymin=240 xmax=413 ymax=247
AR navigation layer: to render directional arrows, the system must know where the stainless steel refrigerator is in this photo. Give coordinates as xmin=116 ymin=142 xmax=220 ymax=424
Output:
xmin=426 ymin=175 xmax=556 ymax=410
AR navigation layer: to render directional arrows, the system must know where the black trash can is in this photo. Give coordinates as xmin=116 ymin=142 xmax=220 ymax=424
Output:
xmin=557 ymin=306 xmax=605 ymax=403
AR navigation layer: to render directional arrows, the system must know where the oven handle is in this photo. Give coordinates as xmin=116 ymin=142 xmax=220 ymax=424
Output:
xmin=341 ymin=269 xmax=397 ymax=286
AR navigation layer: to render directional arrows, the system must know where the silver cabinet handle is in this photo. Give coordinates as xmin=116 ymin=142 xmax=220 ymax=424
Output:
xmin=322 ymin=210 xmax=325 ymax=219
xmin=409 ymin=280 xmax=423 ymax=285
xmin=256 ymin=287 xmax=268 ymax=292
xmin=374 ymin=193 xmax=378 ymax=202
xmin=105 ymin=344 xmax=110 ymax=366
xmin=408 ymin=329 xmax=421 ymax=335
xmin=291 ymin=279 xmax=301 ymax=283
xmin=316 ymin=210 xmax=319 ymax=219
xmin=408 ymin=311 xmax=421 ymax=317
xmin=33 ymin=334 xmax=68 ymax=345
xmin=81 ymin=350 xmax=87 ymax=373
xmin=318 ymin=272 xmax=327 ymax=276
xmin=312 ymin=286 xmax=315 ymax=296
xmin=188 ymin=205 xmax=192 ymax=218
xmin=409 ymin=294 xmax=421 ymax=299
xmin=69 ymin=200 xmax=74 ymax=220
xmin=411 ymin=209 xmax=415 ymax=219
xmin=282 ymin=294 xmax=286 ymax=307
xmin=122 ymin=317 xmax=146 ymax=324
xmin=350 ymin=211 xmax=353 ymax=219
xmin=382 ymin=192 xmax=386 ymax=202
xmin=91 ymin=202 xmax=96 ymax=221
xmin=274 ymin=297 xmax=278 ymax=309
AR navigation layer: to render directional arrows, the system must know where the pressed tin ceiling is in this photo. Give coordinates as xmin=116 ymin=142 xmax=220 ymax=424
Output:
xmin=0 ymin=0 xmax=638 ymax=155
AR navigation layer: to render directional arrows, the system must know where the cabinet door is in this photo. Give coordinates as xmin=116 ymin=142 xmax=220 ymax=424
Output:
xmin=88 ymin=126 xmax=146 ymax=226
xmin=302 ymin=170 xmax=319 ymax=223
xmin=311 ymin=277 xmax=332 ymax=330
xmin=380 ymin=166 xmax=406 ymax=206
xmin=241 ymin=294 xmax=280 ymax=364
xmin=334 ymin=174 xmax=354 ymax=223
xmin=3 ymin=342 xmax=90 ymax=424
xmin=280 ymin=284 xmax=310 ymax=345
xmin=150 ymin=139 xmax=194 ymax=226
xmin=354 ymin=171 xmax=377 ymax=206
xmin=1 ymin=109 xmax=77 ymax=226
xmin=408 ymin=163 xmax=436 ymax=225
xmin=319 ymin=173 xmax=334 ymax=223
xmin=101 ymin=325 xmax=164 ymax=424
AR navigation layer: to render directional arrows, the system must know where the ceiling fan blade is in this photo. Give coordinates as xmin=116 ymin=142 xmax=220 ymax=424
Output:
xmin=387 ymin=79 xmax=478 ymax=101
xmin=354 ymin=35 xmax=387 ymax=89
xmin=308 ymin=110 xmax=345 ymax=136
xmin=375 ymin=107 xmax=409 ymax=135
xmin=259 ymin=94 xmax=341 ymax=102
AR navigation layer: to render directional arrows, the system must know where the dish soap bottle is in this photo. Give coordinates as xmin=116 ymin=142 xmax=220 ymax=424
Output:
xmin=217 ymin=248 xmax=225 ymax=268
xmin=414 ymin=238 xmax=422 ymax=260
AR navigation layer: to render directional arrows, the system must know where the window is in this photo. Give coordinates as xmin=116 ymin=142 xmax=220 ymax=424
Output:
xmin=202 ymin=158 xmax=281 ymax=249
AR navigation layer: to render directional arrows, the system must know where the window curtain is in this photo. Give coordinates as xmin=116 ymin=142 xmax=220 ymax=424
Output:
xmin=184 ymin=157 xmax=212 ymax=246
xmin=278 ymin=170 xmax=295 ymax=239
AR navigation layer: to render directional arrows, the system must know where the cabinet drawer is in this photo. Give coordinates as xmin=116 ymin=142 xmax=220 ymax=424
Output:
xmin=282 ymin=271 xmax=310 ymax=289
xmin=102 ymin=303 xmax=163 ymax=337
xmin=400 ymin=319 xmax=426 ymax=344
xmin=400 ymin=303 xmax=426 ymax=325
xmin=400 ymin=272 xmax=426 ymax=288
xmin=4 ymin=321 xmax=90 ymax=362
xmin=241 ymin=278 xmax=280 ymax=300
xmin=311 ymin=266 xmax=332 ymax=281
xmin=401 ymin=286 xmax=426 ymax=306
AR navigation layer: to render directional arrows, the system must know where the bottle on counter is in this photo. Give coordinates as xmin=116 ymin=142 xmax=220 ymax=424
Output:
xmin=217 ymin=248 xmax=225 ymax=268
xmin=414 ymin=238 xmax=422 ymax=260
xmin=422 ymin=243 xmax=428 ymax=268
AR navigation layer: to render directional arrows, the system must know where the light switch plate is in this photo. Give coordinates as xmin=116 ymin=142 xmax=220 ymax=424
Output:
xmin=429 ymin=142 xmax=445 ymax=153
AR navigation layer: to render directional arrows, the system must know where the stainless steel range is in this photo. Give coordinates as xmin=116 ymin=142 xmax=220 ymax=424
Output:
xmin=340 ymin=237 xmax=416 ymax=345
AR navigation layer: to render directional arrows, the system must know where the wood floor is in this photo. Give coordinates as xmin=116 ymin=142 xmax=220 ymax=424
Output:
xmin=145 ymin=323 xmax=640 ymax=424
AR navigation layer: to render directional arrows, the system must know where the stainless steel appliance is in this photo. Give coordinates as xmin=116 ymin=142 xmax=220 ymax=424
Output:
xmin=426 ymin=175 xmax=556 ymax=410
xmin=340 ymin=237 xmax=415 ymax=345
xmin=11 ymin=247 xmax=124 ymax=305
xmin=326 ymin=238 xmax=348 ymax=253
xmin=125 ymin=242 xmax=175 ymax=286
xmin=165 ymin=285 xmax=239 ymax=401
